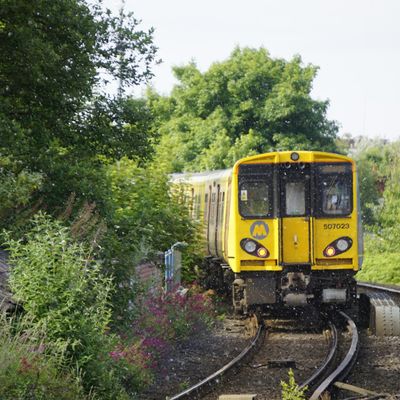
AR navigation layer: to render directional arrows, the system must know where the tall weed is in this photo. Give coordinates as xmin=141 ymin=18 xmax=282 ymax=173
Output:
xmin=0 ymin=314 xmax=87 ymax=400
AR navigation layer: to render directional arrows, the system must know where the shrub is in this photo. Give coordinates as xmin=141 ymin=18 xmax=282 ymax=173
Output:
xmin=4 ymin=213 xmax=128 ymax=397
xmin=0 ymin=154 xmax=44 ymax=229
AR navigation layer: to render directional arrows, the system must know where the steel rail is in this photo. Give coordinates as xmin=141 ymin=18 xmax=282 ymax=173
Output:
xmin=357 ymin=281 xmax=400 ymax=295
xmin=299 ymin=320 xmax=338 ymax=392
xmin=168 ymin=320 xmax=266 ymax=400
xmin=309 ymin=311 xmax=359 ymax=400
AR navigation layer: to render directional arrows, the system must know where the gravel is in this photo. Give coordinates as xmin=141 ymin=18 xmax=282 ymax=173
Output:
xmin=139 ymin=312 xmax=400 ymax=400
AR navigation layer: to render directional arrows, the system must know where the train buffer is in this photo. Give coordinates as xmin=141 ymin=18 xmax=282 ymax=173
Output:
xmin=367 ymin=293 xmax=400 ymax=336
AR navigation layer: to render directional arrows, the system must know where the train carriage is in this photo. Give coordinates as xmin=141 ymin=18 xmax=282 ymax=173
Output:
xmin=172 ymin=151 xmax=363 ymax=313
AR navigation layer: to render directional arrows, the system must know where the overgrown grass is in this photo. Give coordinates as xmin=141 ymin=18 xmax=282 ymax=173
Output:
xmin=0 ymin=314 xmax=87 ymax=400
xmin=357 ymin=252 xmax=400 ymax=284
xmin=357 ymin=235 xmax=400 ymax=284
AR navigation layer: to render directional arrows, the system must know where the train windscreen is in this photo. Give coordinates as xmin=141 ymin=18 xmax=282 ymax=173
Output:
xmin=316 ymin=163 xmax=353 ymax=216
xmin=238 ymin=164 xmax=274 ymax=218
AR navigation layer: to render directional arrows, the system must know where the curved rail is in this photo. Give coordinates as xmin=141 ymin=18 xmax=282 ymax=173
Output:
xmin=357 ymin=281 xmax=400 ymax=295
xmin=299 ymin=320 xmax=338 ymax=392
xmin=168 ymin=319 xmax=266 ymax=400
xmin=309 ymin=311 xmax=359 ymax=400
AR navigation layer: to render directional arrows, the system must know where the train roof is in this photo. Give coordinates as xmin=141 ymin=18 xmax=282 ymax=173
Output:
xmin=170 ymin=151 xmax=355 ymax=183
xmin=170 ymin=168 xmax=231 ymax=184
xmin=233 ymin=151 xmax=354 ymax=173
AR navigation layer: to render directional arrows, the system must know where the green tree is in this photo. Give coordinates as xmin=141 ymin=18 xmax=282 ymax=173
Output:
xmin=0 ymin=0 xmax=157 ymax=217
xmin=150 ymin=47 xmax=339 ymax=172
xmin=0 ymin=0 xmax=157 ymax=159
xmin=351 ymin=138 xmax=395 ymax=227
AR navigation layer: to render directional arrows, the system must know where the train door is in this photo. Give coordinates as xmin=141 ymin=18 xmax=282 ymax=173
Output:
xmin=208 ymin=183 xmax=219 ymax=256
xmin=214 ymin=184 xmax=221 ymax=256
xmin=205 ymin=186 xmax=212 ymax=254
xmin=280 ymin=164 xmax=312 ymax=265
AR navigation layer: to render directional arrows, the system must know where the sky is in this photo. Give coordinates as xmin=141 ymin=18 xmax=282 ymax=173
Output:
xmin=105 ymin=0 xmax=400 ymax=140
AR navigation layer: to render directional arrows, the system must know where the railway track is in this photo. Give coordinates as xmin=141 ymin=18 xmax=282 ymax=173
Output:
xmin=168 ymin=310 xmax=360 ymax=400
xmin=168 ymin=316 xmax=266 ymax=400
xmin=304 ymin=311 xmax=359 ymax=400
xmin=357 ymin=281 xmax=400 ymax=296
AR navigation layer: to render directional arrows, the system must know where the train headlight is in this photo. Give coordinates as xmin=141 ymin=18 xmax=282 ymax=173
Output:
xmin=240 ymin=238 xmax=269 ymax=258
xmin=257 ymin=247 xmax=269 ymax=258
xmin=325 ymin=246 xmax=336 ymax=257
xmin=336 ymin=239 xmax=349 ymax=251
xmin=244 ymin=240 xmax=257 ymax=253
xmin=323 ymin=236 xmax=353 ymax=257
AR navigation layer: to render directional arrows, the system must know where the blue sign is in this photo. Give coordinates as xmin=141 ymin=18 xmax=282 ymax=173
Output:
xmin=250 ymin=221 xmax=269 ymax=240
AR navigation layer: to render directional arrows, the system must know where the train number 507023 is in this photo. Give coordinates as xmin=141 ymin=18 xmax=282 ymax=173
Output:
xmin=323 ymin=223 xmax=350 ymax=230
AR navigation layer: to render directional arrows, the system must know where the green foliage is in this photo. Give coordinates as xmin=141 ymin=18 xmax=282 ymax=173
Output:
xmin=351 ymin=138 xmax=400 ymax=284
xmin=149 ymin=47 xmax=339 ymax=173
xmin=357 ymin=242 xmax=400 ymax=284
xmin=0 ymin=155 xmax=44 ymax=226
xmin=0 ymin=314 xmax=88 ymax=400
xmin=281 ymin=369 xmax=307 ymax=400
xmin=103 ymin=158 xmax=199 ymax=323
xmin=352 ymin=139 xmax=392 ymax=226
xmin=0 ymin=0 xmax=157 ymax=161
xmin=108 ymin=158 xmax=196 ymax=250
xmin=4 ymin=214 xmax=131 ymax=397
xmin=0 ymin=0 xmax=158 ymax=227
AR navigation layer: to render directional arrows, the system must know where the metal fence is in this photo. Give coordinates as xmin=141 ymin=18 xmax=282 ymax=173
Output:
xmin=164 ymin=242 xmax=187 ymax=292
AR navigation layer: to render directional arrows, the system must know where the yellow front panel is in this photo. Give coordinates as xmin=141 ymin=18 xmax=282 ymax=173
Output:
xmin=235 ymin=218 xmax=281 ymax=272
xmin=313 ymin=218 xmax=358 ymax=270
xmin=281 ymin=217 xmax=310 ymax=264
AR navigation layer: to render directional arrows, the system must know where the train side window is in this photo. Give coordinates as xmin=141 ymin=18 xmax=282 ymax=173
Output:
xmin=239 ymin=181 xmax=271 ymax=218
xmin=285 ymin=181 xmax=305 ymax=216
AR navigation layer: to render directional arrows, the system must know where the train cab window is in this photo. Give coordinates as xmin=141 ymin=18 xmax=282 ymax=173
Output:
xmin=285 ymin=181 xmax=305 ymax=216
xmin=239 ymin=181 xmax=271 ymax=218
xmin=317 ymin=163 xmax=353 ymax=216
xmin=238 ymin=164 xmax=274 ymax=218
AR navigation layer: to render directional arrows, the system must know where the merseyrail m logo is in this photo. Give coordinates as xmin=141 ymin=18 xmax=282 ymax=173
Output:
xmin=250 ymin=221 xmax=269 ymax=240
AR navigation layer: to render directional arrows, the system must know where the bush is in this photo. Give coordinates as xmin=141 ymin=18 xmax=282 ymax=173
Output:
xmin=0 ymin=154 xmax=44 ymax=229
xmin=4 ymin=213 xmax=130 ymax=397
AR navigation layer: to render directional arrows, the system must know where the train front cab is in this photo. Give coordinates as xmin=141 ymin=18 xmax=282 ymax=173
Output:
xmin=230 ymin=151 xmax=362 ymax=313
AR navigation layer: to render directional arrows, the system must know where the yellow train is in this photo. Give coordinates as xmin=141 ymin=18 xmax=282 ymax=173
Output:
xmin=172 ymin=151 xmax=363 ymax=313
